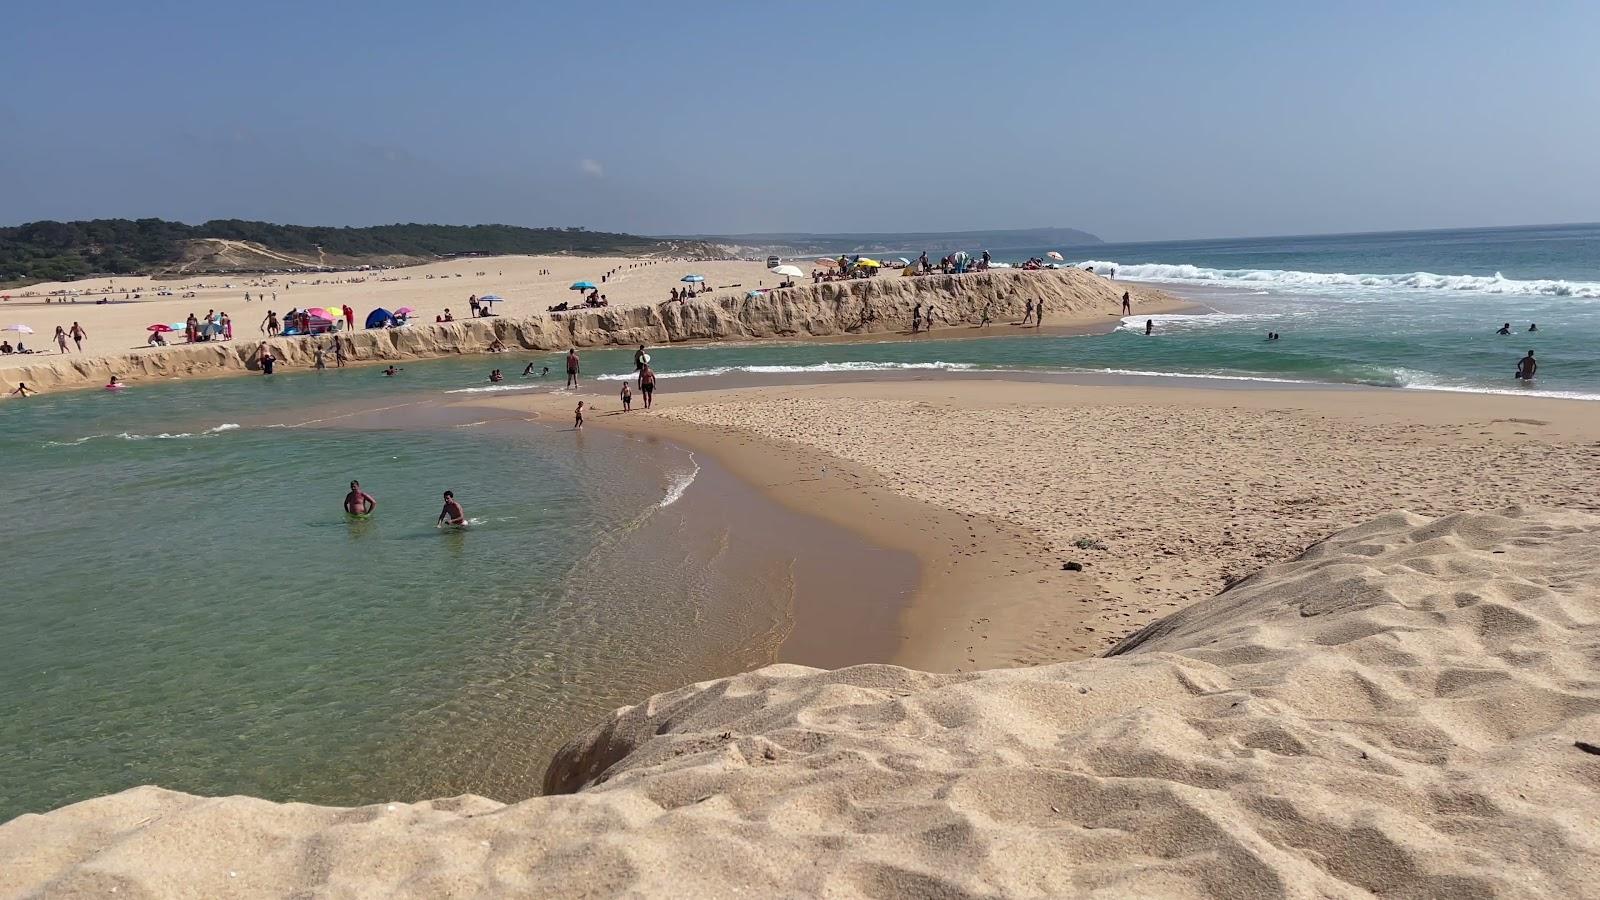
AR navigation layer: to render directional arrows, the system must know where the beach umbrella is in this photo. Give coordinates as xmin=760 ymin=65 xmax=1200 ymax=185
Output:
xmin=570 ymin=281 xmax=597 ymax=291
xmin=306 ymin=307 xmax=336 ymax=320
xmin=770 ymin=264 xmax=805 ymax=278
xmin=477 ymin=294 xmax=503 ymax=304
xmin=894 ymin=257 xmax=911 ymax=266
xmin=681 ymin=274 xmax=705 ymax=283
xmin=3 ymin=324 xmax=34 ymax=334
xmin=816 ymin=258 xmax=838 ymax=267
xmin=856 ymin=259 xmax=881 ymax=268
xmin=146 ymin=323 xmax=174 ymax=333
xmin=1047 ymin=251 xmax=1064 ymax=261
xmin=393 ymin=306 xmax=415 ymax=316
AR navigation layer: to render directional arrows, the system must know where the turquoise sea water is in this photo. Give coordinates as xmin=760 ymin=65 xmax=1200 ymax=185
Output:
xmin=6 ymin=222 xmax=1598 ymax=822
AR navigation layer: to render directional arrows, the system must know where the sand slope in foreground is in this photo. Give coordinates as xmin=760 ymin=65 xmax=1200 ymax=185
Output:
xmin=4 ymin=508 xmax=1598 ymax=898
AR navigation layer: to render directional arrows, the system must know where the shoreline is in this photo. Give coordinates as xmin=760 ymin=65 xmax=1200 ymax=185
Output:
xmin=503 ymin=372 xmax=1600 ymax=668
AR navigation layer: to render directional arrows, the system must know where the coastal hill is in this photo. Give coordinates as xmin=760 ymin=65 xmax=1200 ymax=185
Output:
xmin=677 ymin=226 xmax=1103 ymax=258
xmin=0 ymin=219 xmax=719 ymax=286
xmin=4 ymin=507 xmax=1594 ymax=897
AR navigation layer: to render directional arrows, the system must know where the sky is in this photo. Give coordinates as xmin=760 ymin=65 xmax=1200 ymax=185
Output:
xmin=4 ymin=0 xmax=1599 ymax=242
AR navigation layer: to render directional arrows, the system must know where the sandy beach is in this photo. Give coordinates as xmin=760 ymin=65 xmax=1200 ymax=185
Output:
xmin=0 ymin=260 xmax=1181 ymax=393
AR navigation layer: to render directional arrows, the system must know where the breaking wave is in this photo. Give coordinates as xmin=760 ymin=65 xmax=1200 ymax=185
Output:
xmin=1075 ymin=260 xmax=1600 ymax=299
xmin=595 ymin=361 xmax=979 ymax=381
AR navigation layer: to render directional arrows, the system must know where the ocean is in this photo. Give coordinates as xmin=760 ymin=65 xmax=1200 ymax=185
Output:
xmin=5 ymin=221 xmax=1596 ymax=821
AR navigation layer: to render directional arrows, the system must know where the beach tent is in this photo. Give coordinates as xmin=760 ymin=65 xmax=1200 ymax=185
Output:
xmin=365 ymin=308 xmax=396 ymax=329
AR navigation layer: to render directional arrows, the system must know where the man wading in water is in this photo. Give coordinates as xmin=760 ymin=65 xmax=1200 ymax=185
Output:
xmin=343 ymin=480 xmax=377 ymax=516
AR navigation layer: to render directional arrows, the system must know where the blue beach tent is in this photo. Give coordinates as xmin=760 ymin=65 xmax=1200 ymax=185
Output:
xmin=365 ymin=308 xmax=396 ymax=329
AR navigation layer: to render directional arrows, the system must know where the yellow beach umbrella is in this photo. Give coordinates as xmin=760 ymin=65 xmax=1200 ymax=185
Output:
xmin=856 ymin=258 xmax=881 ymax=268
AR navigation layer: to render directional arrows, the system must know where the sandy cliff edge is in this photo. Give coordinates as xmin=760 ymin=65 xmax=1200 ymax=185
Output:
xmin=4 ymin=507 xmax=1597 ymax=898
xmin=0 ymin=269 xmax=1177 ymax=393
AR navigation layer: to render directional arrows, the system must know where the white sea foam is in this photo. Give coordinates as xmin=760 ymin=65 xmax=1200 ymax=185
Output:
xmin=1075 ymin=260 xmax=1600 ymax=299
xmin=659 ymin=456 xmax=700 ymax=508
xmin=595 ymin=361 xmax=979 ymax=381
xmin=444 ymin=383 xmax=547 ymax=394
xmin=1114 ymin=313 xmax=1283 ymax=332
xmin=48 ymin=423 xmax=241 ymax=444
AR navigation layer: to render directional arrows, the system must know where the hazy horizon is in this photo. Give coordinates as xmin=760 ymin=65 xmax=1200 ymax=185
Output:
xmin=5 ymin=1 xmax=1597 ymax=242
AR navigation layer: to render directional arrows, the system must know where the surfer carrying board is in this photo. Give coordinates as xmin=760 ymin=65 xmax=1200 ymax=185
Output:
xmin=344 ymin=480 xmax=377 ymax=517
xmin=437 ymin=490 xmax=466 ymax=527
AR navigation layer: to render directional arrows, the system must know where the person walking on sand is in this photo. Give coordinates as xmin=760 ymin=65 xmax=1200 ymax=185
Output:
xmin=314 ymin=345 xmax=327 ymax=371
xmin=1023 ymin=299 xmax=1034 ymax=324
xmin=437 ymin=490 xmax=466 ymax=527
xmin=1121 ymin=291 xmax=1132 ymax=316
xmin=1035 ymin=299 xmax=1045 ymax=327
xmin=574 ymin=401 xmax=585 ymax=429
xmin=343 ymin=480 xmax=377 ymax=516
xmin=911 ymin=304 xmax=922 ymax=334
xmin=69 ymin=321 xmax=87 ymax=352
xmin=565 ymin=348 xmax=580 ymax=388
xmin=621 ymin=382 xmax=632 ymax=411
xmin=639 ymin=363 xmax=657 ymax=409
xmin=54 ymin=325 xmax=70 ymax=353
xmin=333 ymin=339 xmax=346 ymax=368
xmin=1516 ymin=350 xmax=1537 ymax=381
xmin=262 ymin=310 xmax=280 ymax=336
xmin=980 ymin=301 xmax=993 ymax=328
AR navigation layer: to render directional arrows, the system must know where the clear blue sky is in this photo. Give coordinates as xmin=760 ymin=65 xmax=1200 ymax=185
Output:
xmin=4 ymin=0 xmax=1597 ymax=241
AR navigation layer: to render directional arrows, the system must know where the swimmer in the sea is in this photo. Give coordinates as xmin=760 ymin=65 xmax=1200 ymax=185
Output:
xmin=1496 ymin=322 xmax=1512 ymax=335
xmin=489 ymin=369 xmax=503 ymax=383
xmin=437 ymin=490 xmax=465 ymax=527
xmin=344 ymin=480 xmax=377 ymax=516
xmin=1145 ymin=319 xmax=1154 ymax=335
xmin=382 ymin=366 xmax=401 ymax=376
xmin=10 ymin=382 xmax=37 ymax=397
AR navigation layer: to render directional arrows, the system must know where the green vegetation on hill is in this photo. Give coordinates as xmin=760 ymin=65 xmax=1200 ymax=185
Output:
xmin=0 ymin=219 xmax=682 ymax=285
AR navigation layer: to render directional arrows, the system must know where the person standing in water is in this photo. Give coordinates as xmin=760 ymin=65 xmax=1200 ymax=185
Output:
xmin=10 ymin=382 xmax=37 ymax=397
xmin=344 ymin=480 xmax=377 ymax=516
xmin=437 ymin=491 xmax=466 ymax=527
xmin=1529 ymin=323 xmax=1539 ymax=332
xmin=259 ymin=344 xmax=276 ymax=375
xmin=1145 ymin=319 xmax=1154 ymax=335
xmin=634 ymin=344 xmax=649 ymax=372
xmin=1034 ymin=299 xmax=1045 ymax=327
xmin=911 ymin=304 xmax=922 ymax=334
xmin=1516 ymin=350 xmax=1537 ymax=381
xmin=1121 ymin=292 xmax=1132 ymax=316
xmin=565 ymin=349 xmax=580 ymax=388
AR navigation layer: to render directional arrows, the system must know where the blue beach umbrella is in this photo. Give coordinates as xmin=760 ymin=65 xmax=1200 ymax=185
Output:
xmin=681 ymin=274 xmax=705 ymax=283
xmin=570 ymin=281 xmax=597 ymax=291
xmin=477 ymin=294 xmax=503 ymax=304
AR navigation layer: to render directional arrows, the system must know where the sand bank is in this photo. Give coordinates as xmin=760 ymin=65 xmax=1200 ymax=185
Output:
xmin=637 ymin=379 xmax=1600 ymax=664
xmin=6 ymin=507 xmax=1597 ymax=897
xmin=0 ymin=262 xmax=1180 ymax=394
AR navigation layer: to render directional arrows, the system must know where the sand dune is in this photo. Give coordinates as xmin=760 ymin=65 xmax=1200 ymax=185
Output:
xmin=5 ymin=507 xmax=1597 ymax=898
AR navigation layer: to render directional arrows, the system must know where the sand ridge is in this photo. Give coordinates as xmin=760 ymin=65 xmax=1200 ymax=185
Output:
xmin=5 ymin=507 xmax=1597 ymax=897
